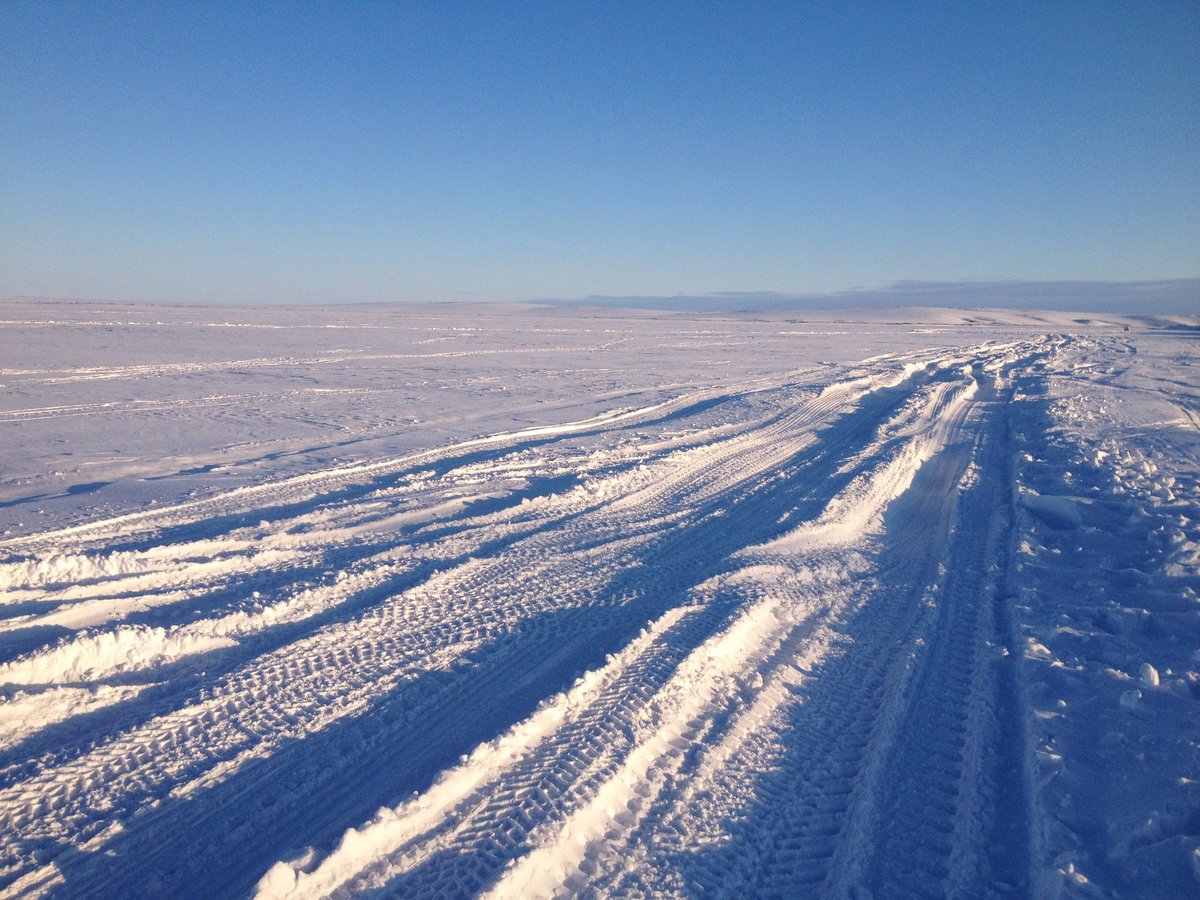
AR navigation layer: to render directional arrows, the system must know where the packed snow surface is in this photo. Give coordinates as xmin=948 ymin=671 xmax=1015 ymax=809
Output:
xmin=0 ymin=299 xmax=1197 ymax=898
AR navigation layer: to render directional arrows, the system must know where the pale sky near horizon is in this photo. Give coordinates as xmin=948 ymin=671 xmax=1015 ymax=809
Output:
xmin=2 ymin=2 xmax=1198 ymax=304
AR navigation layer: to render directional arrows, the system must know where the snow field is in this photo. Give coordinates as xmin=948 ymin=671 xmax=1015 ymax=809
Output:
xmin=1007 ymin=334 xmax=1200 ymax=896
xmin=0 ymin=301 xmax=1195 ymax=897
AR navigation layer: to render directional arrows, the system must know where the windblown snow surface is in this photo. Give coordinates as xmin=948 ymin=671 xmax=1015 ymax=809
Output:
xmin=0 ymin=298 xmax=1197 ymax=898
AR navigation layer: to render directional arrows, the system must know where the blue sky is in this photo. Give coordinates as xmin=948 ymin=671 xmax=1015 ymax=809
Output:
xmin=2 ymin=2 xmax=1197 ymax=304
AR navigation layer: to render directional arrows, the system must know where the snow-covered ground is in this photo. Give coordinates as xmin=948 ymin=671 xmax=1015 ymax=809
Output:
xmin=0 ymin=298 xmax=1196 ymax=898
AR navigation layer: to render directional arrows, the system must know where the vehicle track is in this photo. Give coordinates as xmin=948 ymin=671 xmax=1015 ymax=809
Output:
xmin=263 ymin=345 xmax=1031 ymax=897
xmin=0 ymin=340 xmax=1050 ymax=898
xmin=585 ymin=421 xmax=977 ymax=896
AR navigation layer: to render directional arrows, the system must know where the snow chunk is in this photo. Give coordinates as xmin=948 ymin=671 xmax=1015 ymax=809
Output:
xmin=1140 ymin=662 xmax=1160 ymax=688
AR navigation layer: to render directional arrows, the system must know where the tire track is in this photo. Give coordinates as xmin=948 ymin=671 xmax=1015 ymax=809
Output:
xmin=0 ymin=340 xmax=1047 ymax=898
xmin=574 ymin=351 xmax=1028 ymax=898
xmin=260 ymin=347 xmax=1021 ymax=898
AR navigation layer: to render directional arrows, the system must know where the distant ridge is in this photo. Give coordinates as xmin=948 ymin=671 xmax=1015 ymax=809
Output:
xmin=533 ymin=279 xmax=1199 ymax=314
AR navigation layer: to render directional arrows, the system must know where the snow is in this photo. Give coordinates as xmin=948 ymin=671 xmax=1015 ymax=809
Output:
xmin=0 ymin=297 xmax=1196 ymax=897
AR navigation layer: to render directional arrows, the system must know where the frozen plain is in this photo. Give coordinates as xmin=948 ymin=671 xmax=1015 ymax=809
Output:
xmin=0 ymin=298 xmax=1197 ymax=898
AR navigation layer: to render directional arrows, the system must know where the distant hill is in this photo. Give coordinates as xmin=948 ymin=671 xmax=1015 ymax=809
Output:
xmin=533 ymin=279 xmax=1199 ymax=314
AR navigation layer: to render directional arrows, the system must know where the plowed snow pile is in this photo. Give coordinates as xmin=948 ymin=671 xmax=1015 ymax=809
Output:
xmin=0 ymin=299 xmax=1196 ymax=898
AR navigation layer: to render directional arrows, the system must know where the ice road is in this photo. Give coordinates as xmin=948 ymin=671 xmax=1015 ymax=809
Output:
xmin=0 ymin=300 xmax=1197 ymax=898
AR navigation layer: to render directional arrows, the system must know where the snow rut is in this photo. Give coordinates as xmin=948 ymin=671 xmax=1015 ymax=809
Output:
xmin=0 ymin=340 xmax=1048 ymax=898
